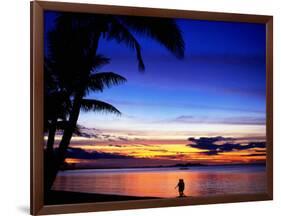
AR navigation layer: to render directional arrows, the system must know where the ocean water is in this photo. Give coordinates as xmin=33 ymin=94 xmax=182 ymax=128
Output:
xmin=52 ymin=165 xmax=266 ymax=198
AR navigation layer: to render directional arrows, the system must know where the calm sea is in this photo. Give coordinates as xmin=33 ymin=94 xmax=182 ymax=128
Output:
xmin=52 ymin=165 xmax=266 ymax=198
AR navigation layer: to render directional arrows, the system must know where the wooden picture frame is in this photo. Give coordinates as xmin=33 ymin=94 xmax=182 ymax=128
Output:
xmin=31 ymin=1 xmax=273 ymax=215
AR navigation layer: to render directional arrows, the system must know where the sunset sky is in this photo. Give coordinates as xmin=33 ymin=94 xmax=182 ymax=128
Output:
xmin=45 ymin=12 xmax=266 ymax=167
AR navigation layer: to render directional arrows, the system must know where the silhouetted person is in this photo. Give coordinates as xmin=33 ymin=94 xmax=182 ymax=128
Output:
xmin=175 ymin=179 xmax=185 ymax=197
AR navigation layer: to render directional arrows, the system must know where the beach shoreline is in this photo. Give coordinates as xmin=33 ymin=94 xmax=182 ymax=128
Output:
xmin=45 ymin=190 xmax=161 ymax=205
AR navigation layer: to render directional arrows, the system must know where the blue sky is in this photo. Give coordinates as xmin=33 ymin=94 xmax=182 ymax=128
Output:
xmin=45 ymin=11 xmax=266 ymax=140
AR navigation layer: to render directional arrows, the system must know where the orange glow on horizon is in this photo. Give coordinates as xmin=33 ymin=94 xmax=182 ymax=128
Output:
xmin=65 ymin=139 xmax=266 ymax=165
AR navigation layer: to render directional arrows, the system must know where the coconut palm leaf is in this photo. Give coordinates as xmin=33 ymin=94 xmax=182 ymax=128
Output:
xmin=119 ymin=16 xmax=185 ymax=59
xmin=90 ymin=54 xmax=110 ymax=72
xmin=107 ymin=17 xmax=145 ymax=71
xmin=81 ymin=99 xmax=121 ymax=115
xmin=87 ymin=72 xmax=127 ymax=92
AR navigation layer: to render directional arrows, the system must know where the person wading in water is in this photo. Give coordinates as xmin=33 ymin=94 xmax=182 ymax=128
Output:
xmin=175 ymin=179 xmax=185 ymax=197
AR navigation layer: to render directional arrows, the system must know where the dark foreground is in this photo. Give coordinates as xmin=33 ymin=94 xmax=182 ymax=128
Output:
xmin=45 ymin=190 xmax=160 ymax=205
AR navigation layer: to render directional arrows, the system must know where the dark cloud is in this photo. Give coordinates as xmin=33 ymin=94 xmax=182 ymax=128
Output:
xmin=242 ymin=153 xmax=267 ymax=157
xmin=188 ymin=136 xmax=234 ymax=143
xmin=158 ymin=154 xmax=186 ymax=159
xmin=108 ymin=144 xmax=123 ymax=148
xmin=71 ymin=126 xmax=133 ymax=142
xmin=188 ymin=136 xmax=266 ymax=155
xmin=78 ymin=126 xmax=99 ymax=131
xmin=66 ymin=147 xmax=134 ymax=159
xmin=173 ymin=115 xmax=194 ymax=121
xmin=78 ymin=132 xmax=99 ymax=138
xmin=118 ymin=137 xmax=129 ymax=141
xmin=255 ymin=149 xmax=266 ymax=153
xmin=149 ymin=149 xmax=169 ymax=153
xmin=108 ymin=139 xmax=115 ymax=142
xmin=73 ymin=126 xmax=101 ymax=138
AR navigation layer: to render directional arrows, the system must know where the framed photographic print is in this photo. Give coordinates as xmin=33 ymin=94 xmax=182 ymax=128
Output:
xmin=31 ymin=1 xmax=273 ymax=215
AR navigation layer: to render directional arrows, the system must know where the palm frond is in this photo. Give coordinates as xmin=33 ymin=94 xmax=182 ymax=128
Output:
xmin=91 ymin=54 xmax=110 ymax=72
xmin=107 ymin=18 xmax=145 ymax=71
xmin=119 ymin=16 xmax=185 ymax=59
xmin=81 ymin=99 xmax=121 ymax=115
xmin=88 ymin=72 xmax=127 ymax=92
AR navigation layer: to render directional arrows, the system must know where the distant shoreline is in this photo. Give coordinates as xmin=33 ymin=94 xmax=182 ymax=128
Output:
xmin=45 ymin=190 xmax=160 ymax=205
xmin=61 ymin=162 xmax=266 ymax=171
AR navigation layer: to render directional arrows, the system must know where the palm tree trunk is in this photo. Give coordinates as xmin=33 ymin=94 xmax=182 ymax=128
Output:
xmin=44 ymin=92 xmax=83 ymax=192
xmin=46 ymin=118 xmax=57 ymax=153
xmin=45 ymin=32 xmax=101 ymax=192
xmin=44 ymin=118 xmax=58 ymax=194
xmin=57 ymin=92 xmax=83 ymax=161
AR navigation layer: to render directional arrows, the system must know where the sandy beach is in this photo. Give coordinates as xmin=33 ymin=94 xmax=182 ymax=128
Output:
xmin=45 ymin=190 xmax=160 ymax=205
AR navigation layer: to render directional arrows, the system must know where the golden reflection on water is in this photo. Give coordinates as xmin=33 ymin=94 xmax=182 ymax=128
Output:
xmin=52 ymin=167 xmax=266 ymax=198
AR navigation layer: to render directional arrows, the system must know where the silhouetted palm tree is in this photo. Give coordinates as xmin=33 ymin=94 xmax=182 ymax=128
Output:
xmin=44 ymin=12 xmax=185 ymax=191
xmin=44 ymin=53 xmax=126 ymax=191
xmin=44 ymin=55 xmax=123 ymax=152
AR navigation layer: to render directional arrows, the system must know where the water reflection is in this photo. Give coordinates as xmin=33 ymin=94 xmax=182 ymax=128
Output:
xmin=52 ymin=166 xmax=266 ymax=198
